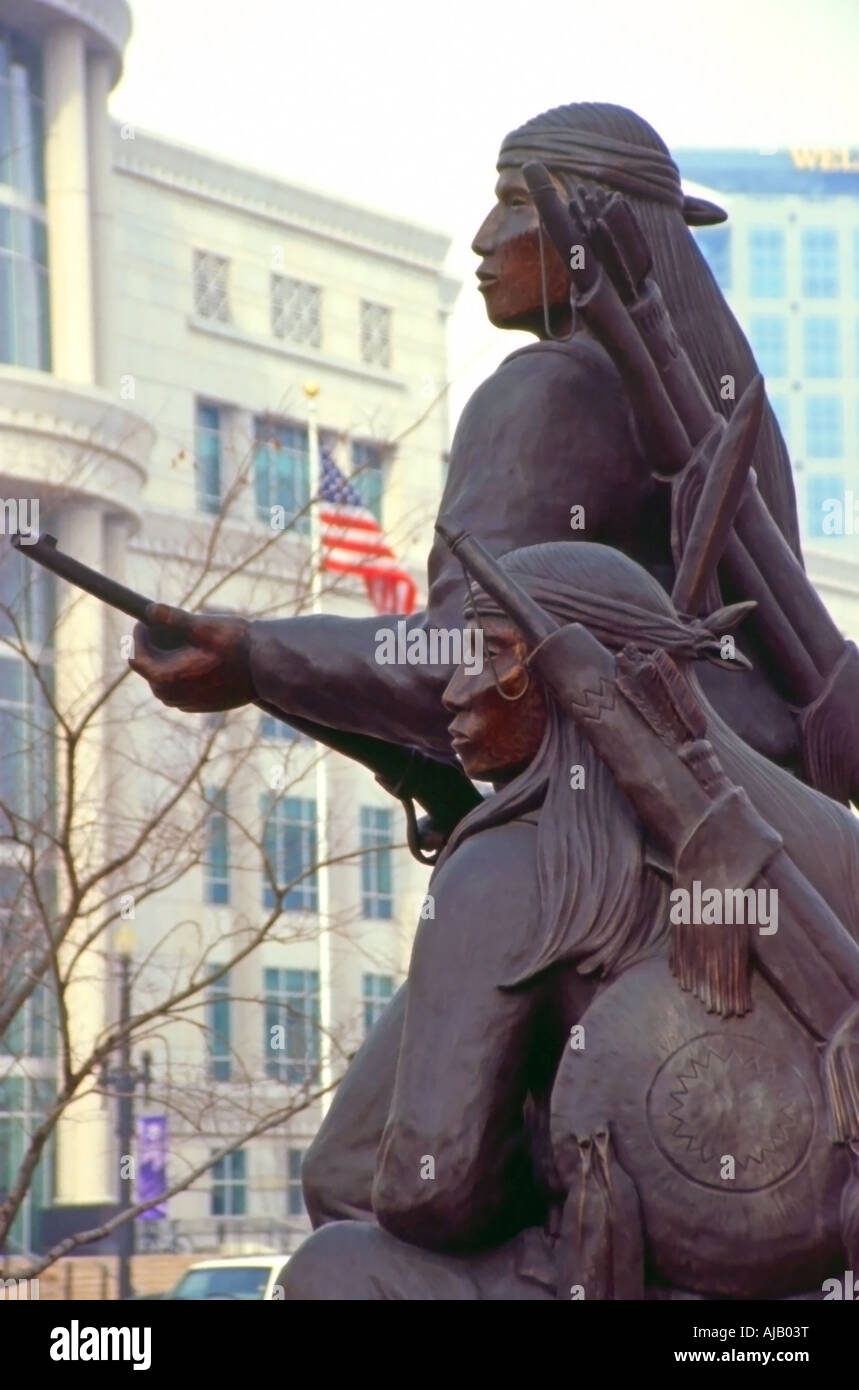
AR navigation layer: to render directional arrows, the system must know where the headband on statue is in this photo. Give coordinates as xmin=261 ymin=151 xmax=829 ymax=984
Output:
xmin=466 ymin=578 xmax=755 ymax=669
xmin=498 ymin=128 xmax=727 ymax=227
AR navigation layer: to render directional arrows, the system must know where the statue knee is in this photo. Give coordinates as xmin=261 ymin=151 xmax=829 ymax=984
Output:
xmin=275 ymin=1223 xmax=356 ymax=1300
xmin=275 ymin=1221 xmax=387 ymax=1300
xmin=300 ymin=1139 xmax=372 ymax=1227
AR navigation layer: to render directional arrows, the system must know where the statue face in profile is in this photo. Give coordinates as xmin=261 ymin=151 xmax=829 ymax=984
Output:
xmin=471 ymin=168 xmax=571 ymax=338
xmin=442 ymin=619 xmax=547 ymax=780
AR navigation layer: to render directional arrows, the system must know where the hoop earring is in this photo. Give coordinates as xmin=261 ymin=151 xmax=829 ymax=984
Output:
xmin=495 ymin=666 xmax=531 ymax=702
xmin=537 ymin=218 xmax=575 ymax=344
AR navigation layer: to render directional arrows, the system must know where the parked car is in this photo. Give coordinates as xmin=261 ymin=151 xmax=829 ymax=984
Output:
xmin=160 ymin=1255 xmax=290 ymax=1300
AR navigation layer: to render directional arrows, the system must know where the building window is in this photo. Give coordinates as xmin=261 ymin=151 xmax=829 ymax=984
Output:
xmin=0 ymin=541 xmax=55 ymax=648
xmin=360 ymin=806 xmax=393 ymax=920
xmin=802 ymin=317 xmax=840 ymax=379
xmin=360 ymin=300 xmax=391 ymax=367
xmin=0 ymin=867 xmax=54 ymax=1061
xmin=0 ymin=207 xmax=50 ymax=370
xmin=193 ymin=249 xmax=230 ymax=322
xmin=271 ymin=276 xmax=321 ymax=347
xmin=748 ymin=228 xmax=786 ymax=298
xmin=207 ymin=966 xmax=231 ymax=1082
xmin=807 ymin=472 xmax=845 ymax=538
xmin=254 ymin=419 xmax=310 ymax=534
xmin=362 ymin=974 xmax=394 ymax=1034
xmin=287 ymin=1148 xmax=305 ymax=1216
xmin=0 ymin=1074 xmax=55 ymax=1253
xmin=0 ymin=654 xmax=35 ymax=825
xmin=204 ymin=788 xmax=229 ymax=905
xmin=693 ymin=225 xmax=731 ymax=291
xmin=801 ymin=229 xmax=839 ymax=298
xmin=805 ymin=397 xmax=843 ymax=458
xmin=263 ymin=969 xmax=320 ymax=1083
xmin=0 ymin=546 xmax=55 ymax=839
xmin=0 ymin=27 xmax=44 ymax=200
xmin=748 ymin=315 xmax=787 ymax=378
xmin=210 ymin=1150 xmax=246 ymax=1216
xmin=259 ymin=713 xmax=310 ymax=743
xmin=195 ymin=402 xmax=222 ymax=513
xmin=0 ymin=656 xmax=54 ymax=832
xmin=0 ymin=28 xmax=49 ymax=370
xmin=262 ymin=795 xmax=318 ymax=912
xmin=350 ymin=440 xmax=385 ymax=522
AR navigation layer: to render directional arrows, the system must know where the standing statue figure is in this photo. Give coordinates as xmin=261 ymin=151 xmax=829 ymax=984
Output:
xmin=128 ymin=101 xmax=811 ymax=784
xmin=280 ymin=539 xmax=859 ymax=1300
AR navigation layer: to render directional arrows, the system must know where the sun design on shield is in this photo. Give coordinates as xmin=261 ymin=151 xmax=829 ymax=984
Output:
xmin=647 ymin=1034 xmax=814 ymax=1191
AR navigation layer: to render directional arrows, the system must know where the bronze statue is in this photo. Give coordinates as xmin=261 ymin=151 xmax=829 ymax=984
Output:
xmin=280 ymin=537 xmax=859 ymax=1299
xmin=28 ymin=100 xmax=857 ymax=1299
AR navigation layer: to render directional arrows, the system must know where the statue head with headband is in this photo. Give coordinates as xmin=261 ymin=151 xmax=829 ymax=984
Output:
xmin=470 ymin=100 xmax=800 ymax=556
xmin=472 ymin=100 xmax=726 ymax=338
xmin=441 ymin=539 xmax=750 ymax=785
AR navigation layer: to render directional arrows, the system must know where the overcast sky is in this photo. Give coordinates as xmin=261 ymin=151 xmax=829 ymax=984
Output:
xmin=113 ymin=0 xmax=859 ymax=426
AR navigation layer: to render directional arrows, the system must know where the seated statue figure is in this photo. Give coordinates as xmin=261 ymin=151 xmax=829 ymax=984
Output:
xmin=280 ymin=540 xmax=859 ymax=1301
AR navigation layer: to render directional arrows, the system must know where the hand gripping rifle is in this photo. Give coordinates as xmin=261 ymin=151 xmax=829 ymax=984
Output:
xmin=437 ymin=520 xmax=859 ymax=1146
xmin=521 ymin=161 xmax=859 ymax=806
xmin=10 ymin=532 xmax=482 ymax=863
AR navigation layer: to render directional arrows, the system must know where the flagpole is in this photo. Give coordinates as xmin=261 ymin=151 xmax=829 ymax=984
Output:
xmin=303 ymin=382 xmax=333 ymax=1114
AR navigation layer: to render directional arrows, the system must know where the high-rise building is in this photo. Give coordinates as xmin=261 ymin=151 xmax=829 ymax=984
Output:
xmin=681 ymin=147 xmax=859 ymax=632
xmin=0 ymin=0 xmax=455 ymax=1263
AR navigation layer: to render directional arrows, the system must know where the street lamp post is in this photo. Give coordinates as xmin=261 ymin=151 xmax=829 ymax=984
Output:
xmin=102 ymin=926 xmax=150 ymax=1301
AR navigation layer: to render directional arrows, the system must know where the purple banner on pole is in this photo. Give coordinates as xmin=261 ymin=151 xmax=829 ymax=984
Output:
xmin=137 ymin=1113 xmax=168 ymax=1220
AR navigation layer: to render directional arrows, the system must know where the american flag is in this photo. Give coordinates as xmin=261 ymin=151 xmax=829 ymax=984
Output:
xmin=318 ymin=447 xmax=419 ymax=616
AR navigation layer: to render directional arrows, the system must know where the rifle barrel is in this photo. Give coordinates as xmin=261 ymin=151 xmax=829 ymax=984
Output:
xmin=11 ymin=532 xmax=156 ymax=624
